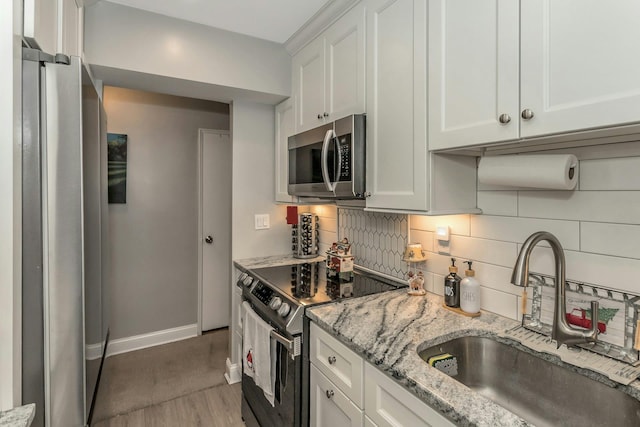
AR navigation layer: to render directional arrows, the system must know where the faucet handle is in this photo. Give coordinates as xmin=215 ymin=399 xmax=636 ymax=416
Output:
xmin=590 ymin=300 xmax=600 ymax=338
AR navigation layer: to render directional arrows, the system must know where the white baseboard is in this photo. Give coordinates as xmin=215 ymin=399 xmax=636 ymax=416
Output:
xmin=106 ymin=324 xmax=198 ymax=357
xmin=224 ymin=357 xmax=241 ymax=384
xmin=85 ymin=342 xmax=103 ymax=361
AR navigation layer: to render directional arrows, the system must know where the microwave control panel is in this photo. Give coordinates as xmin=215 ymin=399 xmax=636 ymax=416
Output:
xmin=337 ymin=136 xmax=352 ymax=181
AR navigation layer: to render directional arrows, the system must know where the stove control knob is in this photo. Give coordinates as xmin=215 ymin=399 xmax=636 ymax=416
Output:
xmin=278 ymin=303 xmax=291 ymax=318
xmin=269 ymin=296 xmax=282 ymax=310
xmin=243 ymin=276 xmax=254 ymax=287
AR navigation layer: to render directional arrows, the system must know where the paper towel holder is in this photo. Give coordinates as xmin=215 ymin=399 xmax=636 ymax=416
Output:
xmin=477 ymin=154 xmax=579 ymax=190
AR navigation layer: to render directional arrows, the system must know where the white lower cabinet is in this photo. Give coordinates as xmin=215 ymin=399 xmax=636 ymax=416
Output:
xmin=364 ymin=363 xmax=455 ymax=427
xmin=310 ymin=365 xmax=364 ymax=427
xmin=309 ymin=321 xmax=455 ymax=427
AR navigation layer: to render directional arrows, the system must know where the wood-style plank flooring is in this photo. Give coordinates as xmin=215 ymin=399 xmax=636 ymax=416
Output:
xmin=93 ymin=383 xmax=244 ymax=427
xmin=92 ymin=328 xmax=245 ymax=427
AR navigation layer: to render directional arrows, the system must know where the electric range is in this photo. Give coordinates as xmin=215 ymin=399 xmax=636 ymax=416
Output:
xmin=238 ymin=260 xmax=405 ymax=427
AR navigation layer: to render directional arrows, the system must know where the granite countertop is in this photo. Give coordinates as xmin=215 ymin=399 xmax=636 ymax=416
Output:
xmin=307 ymin=290 xmax=640 ymax=427
xmin=234 ymin=254 xmax=326 ymax=271
xmin=0 ymin=404 xmax=35 ymax=427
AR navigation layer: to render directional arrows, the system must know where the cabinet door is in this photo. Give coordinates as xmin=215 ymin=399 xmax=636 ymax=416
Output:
xmin=293 ymin=37 xmax=326 ymax=133
xmin=365 ymin=0 xmax=428 ymax=211
xmin=324 ymin=4 xmax=366 ymax=122
xmin=275 ymin=98 xmax=295 ymax=203
xmin=428 ymin=0 xmax=519 ymax=149
xmin=364 ymin=363 xmax=455 ymax=427
xmin=310 ymin=322 xmax=364 ymax=407
xmin=310 ymin=364 xmax=364 ymax=427
xmin=521 ymin=0 xmax=640 ymax=138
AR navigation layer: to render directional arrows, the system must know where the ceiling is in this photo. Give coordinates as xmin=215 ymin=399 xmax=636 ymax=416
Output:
xmin=103 ymin=0 xmax=330 ymax=43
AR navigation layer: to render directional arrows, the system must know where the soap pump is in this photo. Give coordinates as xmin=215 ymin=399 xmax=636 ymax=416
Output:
xmin=460 ymin=261 xmax=481 ymax=314
xmin=444 ymin=258 xmax=461 ymax=308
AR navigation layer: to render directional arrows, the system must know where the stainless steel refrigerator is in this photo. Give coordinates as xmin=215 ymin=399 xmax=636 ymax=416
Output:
xmin=22 ymin=47 xmax=110 ymax=427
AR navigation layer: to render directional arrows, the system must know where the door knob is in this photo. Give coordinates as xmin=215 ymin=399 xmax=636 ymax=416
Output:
xmin=521 ymin=109 xmax=535 ymax=120
xmin=498 ymin=113 xmax=511 ymax=124
xmin=205 ymin=235 xmax=213 ymax=244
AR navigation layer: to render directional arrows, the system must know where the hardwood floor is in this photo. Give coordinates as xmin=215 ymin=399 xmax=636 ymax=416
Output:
xmin=93 ymin=383 xmax=244 ymax=427
xmin=91 ymin=328 xmax=244 ymax=426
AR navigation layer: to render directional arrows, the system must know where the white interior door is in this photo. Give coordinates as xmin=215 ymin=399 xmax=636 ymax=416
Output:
xmin=199 ymin=129 xmax=232 ymax=331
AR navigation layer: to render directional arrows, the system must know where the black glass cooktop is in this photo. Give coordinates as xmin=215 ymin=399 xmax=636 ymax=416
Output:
xmin=249 ymin=262 xmax=406 ymax=307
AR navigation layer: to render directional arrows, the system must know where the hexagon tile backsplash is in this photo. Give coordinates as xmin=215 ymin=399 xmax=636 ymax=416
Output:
xmin=337 ymin=208 xmax=408 ymax=280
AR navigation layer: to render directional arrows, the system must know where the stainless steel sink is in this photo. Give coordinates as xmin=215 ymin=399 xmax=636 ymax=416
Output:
xmin=419 ymin=336 xmax=640 ymax=427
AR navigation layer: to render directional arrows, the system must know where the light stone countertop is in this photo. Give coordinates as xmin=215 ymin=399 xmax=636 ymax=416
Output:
xmin=0 ymin=404 xmax=35 ymax=427
xmin=234 ymin=254 xmax=326 ymax=271
xmin=306 ymin=290 xmax=640 ymax=427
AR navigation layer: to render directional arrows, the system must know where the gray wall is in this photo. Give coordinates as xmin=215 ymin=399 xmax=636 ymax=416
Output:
xmin=231 ymin=101 xmax=291 ymax=259
xmin=84 ymin=1 xmax=291 ymax=103
xmin=103 ymin=86 xmax=229 ymax=340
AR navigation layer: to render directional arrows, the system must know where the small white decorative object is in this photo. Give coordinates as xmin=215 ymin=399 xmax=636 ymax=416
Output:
xmin=403 ymin=243 xmax=427 ymax=296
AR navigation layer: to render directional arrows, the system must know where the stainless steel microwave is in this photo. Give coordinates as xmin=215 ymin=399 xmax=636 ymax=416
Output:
xmin=288 ymin=114 xmax=365 ymax=199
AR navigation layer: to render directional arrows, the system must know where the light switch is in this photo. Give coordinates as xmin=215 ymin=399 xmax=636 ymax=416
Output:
xmin=254 ymin=214 xmax=270 ymax=230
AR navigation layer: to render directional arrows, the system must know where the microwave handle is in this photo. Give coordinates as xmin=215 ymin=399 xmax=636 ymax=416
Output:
xmin=321 ymin=129 xmax=337 ymax=192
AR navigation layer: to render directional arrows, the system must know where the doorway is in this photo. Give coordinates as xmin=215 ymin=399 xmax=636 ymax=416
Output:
xmin=198 ymin=129 xmax=232 ymax=333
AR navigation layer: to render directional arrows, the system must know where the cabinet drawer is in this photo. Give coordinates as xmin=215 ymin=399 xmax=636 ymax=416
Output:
xmin=310 ymin=322 xmax=364 ymax=407
xmin=364 ymin=362 xmax=455 ymax=427
xmin=310 ymin=364 xmax=363 ymax=427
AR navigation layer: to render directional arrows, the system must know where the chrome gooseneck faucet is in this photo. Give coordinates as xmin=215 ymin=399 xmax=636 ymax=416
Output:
xmin=511 ymin=231 xmax=599 ymax=348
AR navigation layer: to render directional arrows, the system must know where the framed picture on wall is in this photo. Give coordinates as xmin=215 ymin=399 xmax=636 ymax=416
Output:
xmin=107 ymin=133 xmax=127 ymax=204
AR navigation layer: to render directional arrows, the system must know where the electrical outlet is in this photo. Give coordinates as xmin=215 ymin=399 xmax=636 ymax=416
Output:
xmin=254 ymin=214 xmax=270 ymax=230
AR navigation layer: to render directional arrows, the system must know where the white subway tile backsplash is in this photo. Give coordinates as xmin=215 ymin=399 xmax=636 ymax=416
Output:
xmin=449 ymin=235 xmax=518 ymax=268
xmin=581 ymin=222 xmax=640 ymax=259
xmin=470 ymin=215 xmax=580 ymax=250
xmin=580 ymin=157 xmax=640 ymax=190
xmin=480 ymin=287 xmax=518 ymax=320
xmin=519 ymin=191 xmax=640 ymax=225
xmin=524 ymin=246 xmax=640 ymax=294
xmin=410 ymin=229 xmax=434 ymax=252
xmin=470 ymin=261 xmax=522 ymax=296
xmin=477 ymin=191 xmax=518 ymax=216
xmin=410 ymin=214 xmax=471 ymax=236
xmin=432 ymin=273 xmax=445 ymax=296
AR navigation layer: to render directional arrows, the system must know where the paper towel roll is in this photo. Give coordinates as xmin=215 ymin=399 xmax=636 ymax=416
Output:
xmin=478 ymin=154 xmax=578 ymax=190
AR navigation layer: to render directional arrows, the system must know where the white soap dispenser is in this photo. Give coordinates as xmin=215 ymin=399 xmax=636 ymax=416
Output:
xmin=460 ymin=261 xmax=481 ymax=315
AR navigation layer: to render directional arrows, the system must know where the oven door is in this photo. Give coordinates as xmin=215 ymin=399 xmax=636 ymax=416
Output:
xmin=242 ymin=337 xmax=302 ymax=427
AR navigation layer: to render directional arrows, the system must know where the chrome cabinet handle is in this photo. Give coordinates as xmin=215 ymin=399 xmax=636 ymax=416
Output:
xmin=521 ymin=109 xmax=535 ymax=120
xmin=205 ymin=235 xmax=213 ymax=244
xmin=317 ymin=113 xmax=323 ymax=119
xmin=498 ymin=113 xmax=511 ymax=124
xmin=328 ymin=356 xmax=336 ymax=365
xmin=323 ymin=112 xmax=329 ymax=118
xmin=326 ymin=389 xmax=334 ymax=399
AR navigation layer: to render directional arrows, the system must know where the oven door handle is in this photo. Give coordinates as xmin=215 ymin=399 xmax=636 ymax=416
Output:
xmin=270 ymin=330 xmax=301 ymax=360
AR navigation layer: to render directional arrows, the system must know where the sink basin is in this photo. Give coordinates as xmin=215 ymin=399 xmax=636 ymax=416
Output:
xmin=419 ymin=336 xmax=640 ymax=427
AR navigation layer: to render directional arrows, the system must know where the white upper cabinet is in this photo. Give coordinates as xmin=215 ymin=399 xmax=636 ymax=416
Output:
xmin=24 ymin=0 xmax=82 ymax=57
xmin=292 ymin=4 xmax=366 ymax=133
xmin=520 ymin=0 xmax=640 ymax=138
xmin=429 ymin=0 xmax=640 ymax=150
xmin=428 ymin=0 xmax=519 ymax=150
xmin=364 ymin=0 xmax=429 ymax=211
xmin=275 ymin=98 xmax=296 ymax=203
